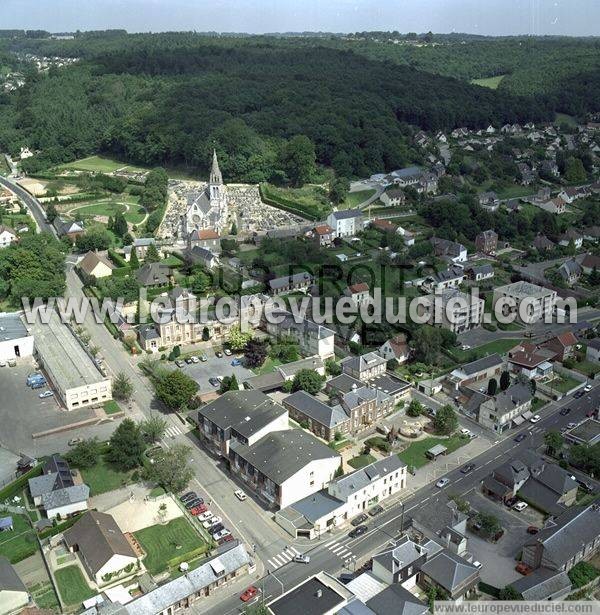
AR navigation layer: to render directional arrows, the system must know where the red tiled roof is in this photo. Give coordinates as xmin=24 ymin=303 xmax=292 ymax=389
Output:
xmin=556 ymin=331 xmax=577 ymax=347
xmin=348 ymin=282 xmax=369 ymax=294
xmin=313 ymin=225 xmax=333 ymax=235
xmin=371 ymin=219 xmax=398 ymax=231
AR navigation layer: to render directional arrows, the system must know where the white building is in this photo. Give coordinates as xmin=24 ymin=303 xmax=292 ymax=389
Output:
xmin=32 ymin=310 xmax=112 ymax=410
xmin=326 ymin=209 xmax=363 ymax=238
xmin=493 ymin=281 xmax=557 ymax=324
xmin=0 ymin=226 xmax=17 ymax=248
xmin=421 ymin=289 xmax=484 ymax=334
xmin=0 ymin=313 xmax=33 ymax=362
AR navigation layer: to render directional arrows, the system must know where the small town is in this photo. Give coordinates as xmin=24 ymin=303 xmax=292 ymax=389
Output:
xmin=0 ymin=3 xmax=599 ymax=615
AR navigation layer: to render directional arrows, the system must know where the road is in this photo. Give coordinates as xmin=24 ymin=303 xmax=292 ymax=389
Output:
xmin=205 ymin=382 xmax=600 ymax=614
xmin=0 ymin=174 xmax=54 ymax=235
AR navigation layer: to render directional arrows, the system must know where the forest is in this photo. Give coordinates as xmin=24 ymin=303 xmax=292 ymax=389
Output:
xmin=0 ymin=33 xmax=558 ymax=181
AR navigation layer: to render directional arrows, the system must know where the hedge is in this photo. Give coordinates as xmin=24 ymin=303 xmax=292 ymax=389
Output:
xmin=38 ymin=512 xmax=86 ymax=540
xmin=166 ymin=543 xmax=212 ymax=570
xmin=0 ymin=464 xmax=43 ymax=502
xmin=259 ymin=184 xmax=323 ymax=221
xmin=568 ymin=562 xmax=600 ymax=589
xmin=108 ymin=249 xmax=128 ymax=268
xmin=478 ymin=581 xmax=501 ymax=598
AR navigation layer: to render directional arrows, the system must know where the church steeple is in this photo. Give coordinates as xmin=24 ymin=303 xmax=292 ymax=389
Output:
xmin=209 ymin=149 xmax=223 ymax=185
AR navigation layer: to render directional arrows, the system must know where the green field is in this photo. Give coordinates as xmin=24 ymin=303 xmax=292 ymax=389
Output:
xmin=340 ymin=189 xmax=376 ymax=209
xmin=260 ymin=183 xmax=331 ymax=220
xmin=252 ymin=357 xmax=283 ymax=375
xmin=348 ymin=453 xmax=377 ymax=469
xmin=57 ymin=155 xmax=148 ymax=174
xmin=54 ymin=565 xmax=95 ymax=606
xmin=103 ymin=400 xmax=122 ymax=415
xmin=555 ymin=112 xmax=578 ymax=128
xmin=69 ymin=198 xmax=146 ymax=225
xmin=134 ymin=517 xmax=209 ymax=575
xmin=0 ymin=512 xmax=38 ymax=563
xmin=79 ymin=455 xmax=132 ymax=496
xmin=398 ymin=435 xmax=469 ymax=469
xmin=471 ymin=75 xmax=506 ymax=89
xmin=449 ymin=338 xmax=521 ymax=362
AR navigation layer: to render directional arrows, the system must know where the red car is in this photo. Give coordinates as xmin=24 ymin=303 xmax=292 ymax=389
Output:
xmin=240 ymin=586 xmax=258 ymax=602
xmin=190 ymin=504 xmax=208 ymax=516
xmin=527 ymin=526 xmax=540 ymax=535
xmin=218 ymin=534 xmax=234 ymax=545
xmin=515 ymin=562 xmax=532 ymax=575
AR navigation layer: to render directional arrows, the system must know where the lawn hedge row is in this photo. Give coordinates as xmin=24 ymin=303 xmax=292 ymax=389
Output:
xmin=259 ymin=184 xmax=322 ymax=221
xmin=38 ymin=512 xmax=85 ymax=540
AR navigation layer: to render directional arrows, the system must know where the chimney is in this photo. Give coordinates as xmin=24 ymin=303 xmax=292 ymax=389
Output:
xmin=316 ymin=589 xmax=323 ymax=598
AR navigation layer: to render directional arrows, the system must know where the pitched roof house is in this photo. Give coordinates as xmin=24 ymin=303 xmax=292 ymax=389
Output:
xmin=79 ymin=251 xmax=115 ymax=278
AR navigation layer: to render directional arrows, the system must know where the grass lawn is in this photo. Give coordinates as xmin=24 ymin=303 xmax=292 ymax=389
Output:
xmin=79 ymin=455 xmax=132 ymax=496
xmin=449 ymin=338 xmax=521 ymax=362
xmin=470 ymin=75 xmax=506 ymax=89
xmin=261 ymin=183 xmax=331 ymax=220
xmin=348 ymin=453 xmax=376 ymax=469
xmin=69 ymin=199 xmax=146 ymax=225
xmin=57 ymin=155 xmax=148 ymax=174
xmin=555 ymin=112 xmax=578 ymax=128
xmin=103 ymin=400 xmax=122 ymax=415
xmin=252 ymin=356 xmax=283 ymax=375
xmin=160 ymin=254 xmax=185 ymax=268
xmin=531 ymin=397 xmax=547 ymax=413
xmin=28 ymin=582 xmax=60 ymax=611
xmin=549 ymin=375 xmax=581 ymax=394
xmin=54 ymin=565 xmax=95 ymax=605
xmin=134 ymin=517 xmax=209 ymax=575
xmin=573 ymin=360 xmax=600 ymax=378
xmin=340 ymin=189 xmax=376 ymax=209
xmin=0 ymin=512 xmax=38 ymax=563
xmin=398 ymin=435 xmax=469 ymax=470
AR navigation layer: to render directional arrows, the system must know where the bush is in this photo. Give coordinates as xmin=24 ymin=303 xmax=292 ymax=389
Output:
xmin=568 ymin=562 xmax=600 ymax=588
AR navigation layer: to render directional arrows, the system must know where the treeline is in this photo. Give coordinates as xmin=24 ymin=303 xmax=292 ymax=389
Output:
xmin=0 ymin=35 xmax=553 ymax=181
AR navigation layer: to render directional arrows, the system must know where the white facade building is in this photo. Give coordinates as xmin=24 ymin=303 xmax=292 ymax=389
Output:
xmin=0 ymin=313 xmax=33 ymax=362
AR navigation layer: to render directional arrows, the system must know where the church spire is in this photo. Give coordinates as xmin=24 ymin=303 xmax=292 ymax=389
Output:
xmin=209 ymin=149 xmax=223 ymax=185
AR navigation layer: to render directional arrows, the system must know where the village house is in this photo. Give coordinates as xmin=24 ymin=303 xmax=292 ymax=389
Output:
xmin=478 ymin=191 xmax=500 ymax=211
xmin=380 ymin=187 xmax=406 ymax=207
xmin=378 ymin=333 xmax=409 ymax=364
xmin=478 ymin=383 xmax=533 ymax=433
xmin=341 ymin=352 xmax=387 ymax=381
xmin=310 ymin=224 xmax=334 ymax=247
xmin=581 ymin=253 xmax=600 ymax=274
xmin=539 ymin=332 xmax=578 ymax=362
xmin=558 ymin=229 xmax=583 ymax=249
xmin=537 ymin=196 xmax=567 ymax=214
xmin=444 ymin=354 xmax=504 ymax=393
xmin=326 ymin=209 xmax=363 ymax=238
xmin=465 ymin=264 xmax=494 ymax=282
xmin=507 ymin=342 xmax=555 ymax=379
xmin=123 ymin=237 xmax=158 ymax=261
xmin=268 ymin=271 xmax=313 ymax=295
xmin=78 ymin=251 xmax=114 ymax=279
xmin=53 ymin=218 xmax=84 ymax=242
xmin=189 ymin=245 xmax=219 ymax=269
xmin=557 ymin=259 xmax=582 ymax=285
xmin=0 ymin=225 xmax=17 ymax=248
xmin=135 ymin=262 xmax=173 ymax=287
xmin=187 ymin=228 xmax=221 ymax=254
xmin=343 ymin=282 xmax=371 ymax=305
xmin=475 ymin=229 xmax=498 ymax=255
xmin=533 ymin=234 xmax=556 ymax=252
xmin=430 ymin=237 xmax=467 ymax=263
xmin=422 ymin=265 xmax=465 ymax=293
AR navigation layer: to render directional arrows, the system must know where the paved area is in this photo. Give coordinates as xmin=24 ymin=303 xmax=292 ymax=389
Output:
xmin=176 ymin=347 xmax=253 ymax=391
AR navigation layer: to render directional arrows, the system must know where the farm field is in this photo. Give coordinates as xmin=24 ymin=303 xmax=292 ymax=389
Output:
xmin=470 ymin=75 xmax=506 ymax=89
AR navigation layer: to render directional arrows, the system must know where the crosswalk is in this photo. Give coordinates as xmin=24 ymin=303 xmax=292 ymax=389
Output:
xmin=325 ymin=539 xmax=355 ymax=561
xmin=164 ymin=425 xmax=184 ymax=438
xmin=266 ymin=546 xmax=301 ymax=570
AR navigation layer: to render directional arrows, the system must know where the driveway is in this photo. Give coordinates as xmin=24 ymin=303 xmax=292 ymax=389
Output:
xmin=178 ymin=347 xmax=253 ymax=391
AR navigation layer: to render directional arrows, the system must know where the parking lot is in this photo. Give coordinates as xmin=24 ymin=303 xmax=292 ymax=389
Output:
xmin=177 ymin=347 xmax=253 ymax=391
xmin=0 ymin=360 xmax=98 ymax=456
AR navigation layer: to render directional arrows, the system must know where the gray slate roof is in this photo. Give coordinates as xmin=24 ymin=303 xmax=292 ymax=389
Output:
xmin=366 ymin=584 xmax=428 ymax=615
xmin=332 ymin=456 xmax=405 ymax=501
xmin=41 ymin=484 xmax=89 ymax=510
xmin=331 ymin=208 xmax=363 ymax=221
xmin=283 ymin=390 xmax=349 ymax=429
xmin=510 ymin=568 xmax=572 ymax=600
xmin=268 ymin=271 xmax=312 ymax=291
xmin=419 ymin=549 xmax=478 ymax=592
xmin=372 ymin=535 xmax=425 ymax=575
xmin=0 ymin=313 xmax=29 ymax=342
xmin=459 ymin=353 xmax=503 ymax=377
xmin=0 ymin=555 xmax=27 ymax=594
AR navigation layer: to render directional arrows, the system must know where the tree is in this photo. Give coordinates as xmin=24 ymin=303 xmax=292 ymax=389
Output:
xmin=291 ymin=369 xmax=323 ymax=395
xmin=487 ymin=378 xmax=498 ymax=396
xmin=129 ymin=247 xmax=140 ymax=269
xmin=244 ymin=338 xmax=268 ymax=368
xmin=145 ymin=444 xmax=194 ymax=494
xmin=75 ymin=227 xmax=112 ymax=252
xmin=46 ymin=202 xmax=58 ymax=223
xmin=140 ymin=415 xmax=167 ymax=443
xmin=112 ymin=212 xmax=128 ymax=237
xmin=325 ymin=358 xmax=341 ymax=376
xmin=529 ymin=378 xmax=537 ymax=396
xmin=156 ymin=370 xmax=199 ymax=410
xmin=476 ymin=512 xmax=502 ymax=538
xmin=564 ymin=157 xmax=587 ymax=183
xmin=202 ymin=326 xmax=210 ymax=341
xmin=113 ymin=372 xmax=134 ymax=402
xmin=406 ymin=400 xmax=423 ymax=417
xmin=230 ymin=222 xmax=238 ymax=235
xmin=500 ymin=370 xmax=511 ymax=391
xmin=280 ymin=135 xmax=316 ymax=187
xmin=219 ymin=374 xmax=239 ymax=393
xmin=67 ymin=437 xmax=101 ymax=469
xmin=544 ymin=430 xmax=564 ymax=457
xmin=107 ymin=419 xmax=145 ymax=471
xmin=228 ymin=324 xmax=253 ymax=351
xmin=329 ymin=177 xmax=350 ymax=205
xmin=190 ymin=270 xmax=211 ymax=295
xmin=433 ymin=404 xmax=458 ymax=435
xmin=499 ymin=586 xmax=522 ymax=600
xmin=145 ymin=243 xmax=160 ymax=263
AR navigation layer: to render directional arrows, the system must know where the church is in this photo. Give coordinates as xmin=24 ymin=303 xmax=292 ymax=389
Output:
xmin=183 ymin=150 xmax=228 ymax=235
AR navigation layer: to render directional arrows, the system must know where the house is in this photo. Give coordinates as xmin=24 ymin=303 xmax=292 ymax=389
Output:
xmin=422 ymin=265 xmax=464 ymax=293
xmin=507 ymin=342 xmax=555 ymax=379
xmin=430 ymin=237 xmax=467 ymax=263
xmin=341 ymin=352 xmax=386 ymax=382
xmin=465 ymin=264 xmax=494 ymax=282
xmin=558 ymin=229 xmax=583 ymax=249
xmin=509 ymin=568 xmax=572 ymax=601
xmin=343 ymin=282 xmax=371 ymax=305
xmin=187 ymin=228 xmax=221 ymax=254
xmin=78 ymin=251 xmax=114 ymax=278
xmin=418 ymin=172 xmax=438 ymax=194
xmin=475 ymin=229 xmax=498 ymax=255
xmin=533 ymin=234 xmax=556 ymax=252
xmin=370 ymin=218 xmax=398 ymax=234
xmin=411 ymin=496 xmax=468 ymax=556
xmin=268 ymin=271 xmax=312 ymax=296
xmin=421 ymin=288 xmax=484 ymax=334
xmin=229 ymin=429 xmax=341 ymax=509
xmin=521 ymin=503 xmax=600 ymax=572
xmin=586 ymin=338 xmax=600 ymax=363
xmin=477 ymin=383 xmax=532 ymax=433
xmin=0 ymin=556 xmax=29 ymax=615
xmin=557 ymin=259 xmax=582 ymax=285
xmin=189 ymin=245 xmax=219 ymax=269
xmin=364 ymin=584 xmax=429 ymax=615
xmin=275 ymin=456 xmax=407 ymax=539
xmin=581 ymin=253 xmax=600 ymax=274
xmin=378 ymin=334 xmax=409 ymax=364
xmin=122 ymin=237 xmax=158 ymax=261
xmin=493 ymin=281 xmax=557 ymax=324
xmin=445 ymin=354 xmax=503 ymax=392
xmin=192 ymin=390 xmax=288 ymax=457
xmin=135 ymin=263 xmax=172 ymax=287
xmin=541 ymin=159 xmax=560 ymax=177
xmin=390 ymin=166 xmax=425 ymax=187
xmin=517 ymin=162 xmax=536 ymax=185
xmin=0 ymin=226 xmax=17 ymax=249
xmin=540 ymin=331 xmax=578 ymax=362
xmin=326 ymin=209 xmax=363 ymax=238
xmin=537 ymin=197 xmax=566 ymax=214
xmin=310 ymin=224 xmax=334 ymax=247
xmin=380 ymin=187 xmax=405 ymax=207
xmin=53 ymin=218 xmax=84 ymax=241
xmin=558 ymin=187 xmax=584 ymax=204
xmin=371 ymin=535 xmax=427 ymax=588
xmin=28 ymin=455 xmax=89 ymax=519
xmin=478 ymin=191 xmax=500 ymax=210
xmin=483 ymin=459 xmax=530 ymax=500
xmin=64 ymin=511 xmax=138 ymax=585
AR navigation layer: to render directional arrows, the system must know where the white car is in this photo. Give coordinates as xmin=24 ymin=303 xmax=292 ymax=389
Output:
xmin=584 ymin=384 xmax=593 ymax=392
xmin=461 ymin=344 xmax=471 ymax=351
xmin=213 ymin=528 xmax=230 ymax=541
xmin=204 ymin=516 xmax=222 ymax=528
xmin=436 ymin=478 xmax=450 ymax=488
xmin=234 ymin=489 xmax=247 ymax=501
xmin=473 ymin=560 xmax=482 ymax=569
xmin=513 ymin=501 xmax=528 ymax=512
xmin=567 ymin=422 xmax=578 ymax=429
xmin=460 ymin=428 xmax=471 ymax=437
xmin=39 ymin=390 xmax=54 ymax=399
xmin=529 ymin=415 xmax=541 ymax=424
xmin=223 ymin=348 xmax=232 ymax=356
xmin=198 ymin=512 xmax=213 ymax=522
xmin=191 ymin=356 xmax=200 ymax=363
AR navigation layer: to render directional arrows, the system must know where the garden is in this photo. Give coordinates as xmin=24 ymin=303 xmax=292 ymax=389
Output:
xmin=397 ymin=434 xmax=469 ymax=470
xmin=54 ymin=565 xmax=95 ymax=606
xmin=0 ymin=511 xmax=38 ymax=563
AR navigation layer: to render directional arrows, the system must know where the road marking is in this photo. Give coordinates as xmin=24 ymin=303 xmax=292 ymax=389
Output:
xmin=289 ymin=546 xmax=301 ymax=555
xmin=325 ymin=539 xmax=337 ymax=547
xmin=331 ymin=544 xmax=346 ymax=554
xmin=271 ymin=554 xmax=285 ymax=566
xmin=338 ymin=549 xmax=353 ymax=558
xmin=267 ymin=558 xmax=277 ymax=569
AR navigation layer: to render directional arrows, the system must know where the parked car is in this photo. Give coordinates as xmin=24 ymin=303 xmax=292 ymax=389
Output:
xmin=339 ymin=572 xmax=354 ymax=584
xmin=559 ymin=407 xmax=571 ymax=416
xmin=505 ymin=496 xmax=518 ymax=508
xmin=584 ymin=384 xmax=593 ymax=392
xmin=460 ymin=428 xmax=471 ymax=437
xmin=190 ymin=504 xmax=208 ymax=516
xmin=211 ymin=523 xmax=225 ymax=534
xmin=234 ymin=489 xmax=247 ymax=501
xmin=218 ymin=534 xmax=234 ymax=545
xmin=198 ymin=511 xmax=212 ymax=522
xmin=240 ymin=586 xmax=258 ymax=602
xmin=473 ymin=560 xmax=482 ymax=569
xmin=348 ymin=525 xmax=368 ymax=538
xmin=191 ymin=356 xmax=200 ymax=363
xmin=200 ymin=354 xmax=208 ymax=362
xmin=213 ymin=528 xmax=230 ymax=541
xmin=26 ymin=373 xmax=43 ymax=385
xmin=215 ymin=351 xmax=223 ymax=358
xmin=31 ymin=380 xmax=46 ymax=389
xmin=0 ymin=360 xmax=7 ymax=367
xmin=436 ymin=478 xmax=450 ymax=488
xmin=7 ymin=359 xmax=15 ymax=367
xmin=513 ymin=501 xmax=528 ymax=512
xmin=461 ymin=344 xmax=471 ymax=351
xmin=368 ymin=505 xmax=384 ymax=516
xmin=204 ymin=516 xmax=221 ymax=528
xmin=185 ymin=498 xmax=202 ymax=509
xmin=209 ymin=377 xmax=220 ymax=387
xmin=461 ymin=464 xmax=476 ymax=474
xmin=351 ymin=513 xmax=368 ymax=527
xmin=527 ymin=526 xmax=540 ymax=534
xmin=231 ymin=358 xmax=241 ymax=366
xmin=567 ymin=422 xmax=578 ymax=429
xmin=293 ymin=554 xmax=310 ymax=564
xmin=175 ymin=360 xmax=185 ymax=367
xmin=39 ymin=390 xmax=54 ymax=398
xmin=180 ymin=491 xmax=197 ymax=502
xmin=515 ymin=562 xmax=532 ymax=575
xmin=224 ymin=348 xmax=232 ymax=356
xmin=185 ymin=357 xmax=194 ymax=364
xmin=68 ymin=438 xmax=83 ymax=446
xmin=514 ymin=433 xmax=527 ymax=442
xmin=577 ymin=479 xmax=593 ymax=493
xmin=529 ymin=415 xmax=541 ymax=424
xmin=574 ymin=390 xmax=585 ymax=399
